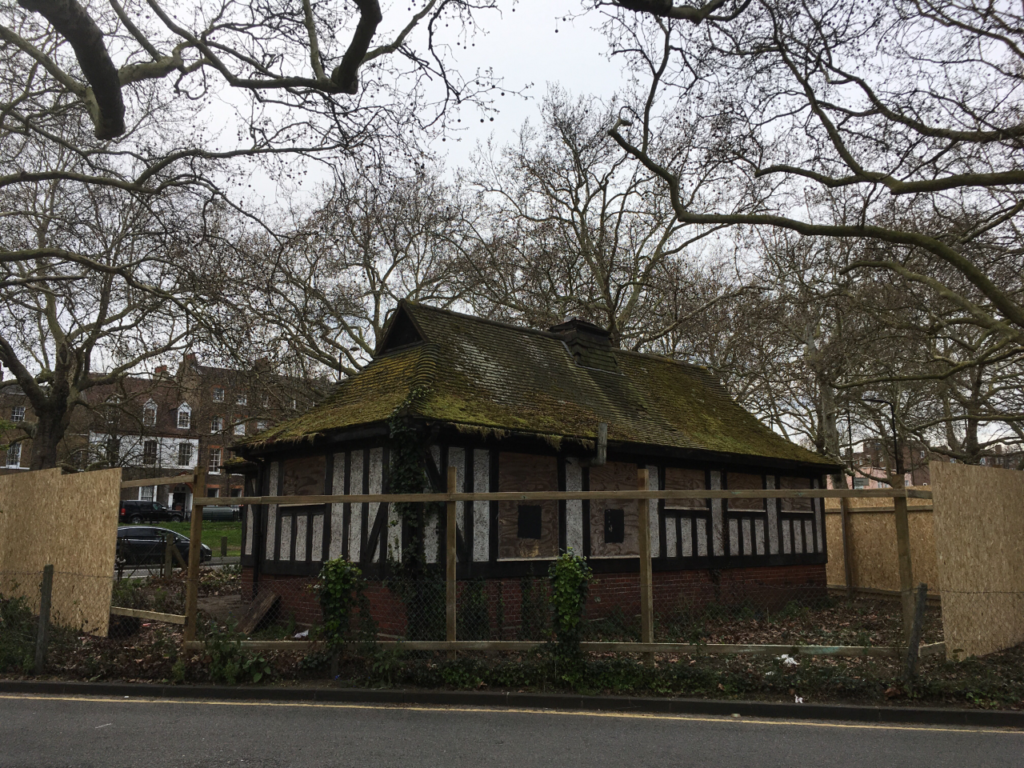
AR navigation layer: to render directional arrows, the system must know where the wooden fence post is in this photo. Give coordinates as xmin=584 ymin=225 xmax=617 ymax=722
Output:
xmin=839 ymin=496 xmax=854 ymax=598
xmin=637 ymin=468 xmax=654 ymax=663
xmin=184 ymin=467 xmax=207 ymax=643
xmin=903 ymin=583 xmax=928 ymax=690
xmin=446 ymin=466 xmax=458 ymax=658
xmin=221 ymin=536 xmax=228 ymax=558
xmin=164 ymin=533 xmax=174 ymax=578
xmin=892 ymin=477 xmax=916 ymax=643
xmin=34 ymin=564 xmax=54 ymax=675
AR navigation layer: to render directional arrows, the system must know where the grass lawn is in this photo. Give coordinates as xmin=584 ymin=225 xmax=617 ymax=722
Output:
xmin=161 ymin=521 xmax=243 ymax=557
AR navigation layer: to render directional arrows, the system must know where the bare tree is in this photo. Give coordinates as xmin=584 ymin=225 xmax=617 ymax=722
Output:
xmin=0 ymin=157 xmax=211 ymax=469
xmin=599 ymin=1 xmax=1024 ymax=347
xmin=227 ymin=163 xmax=475 ymax=383
xmin=463 ymin=87 xmax=729 ymax=349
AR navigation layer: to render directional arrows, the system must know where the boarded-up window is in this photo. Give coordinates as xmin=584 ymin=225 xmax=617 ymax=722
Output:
xmin=590 ymin=462 xmax=639 ymax=557
xmin=281 ymin=455 xmax=325 ymax=497
xmin=664 ymin=467 xmax=707 ymax=509
xmin=498 ymin=453 xmax=558 ymax=559
xmin=779 ymin=476 xmax=813 ymax=511
xmin=726 ymin=472 xmax=763 ymax=511
xmin=604 ymin=509 xmax=625 ymax=543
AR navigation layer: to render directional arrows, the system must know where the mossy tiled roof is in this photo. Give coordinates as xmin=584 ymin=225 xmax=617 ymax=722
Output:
xmin=241 ymin=302 xmax=836 ymax=467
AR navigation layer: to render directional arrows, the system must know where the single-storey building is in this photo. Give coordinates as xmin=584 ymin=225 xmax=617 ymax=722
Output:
xmin=233 ymin=301 xmax=841 ymax=633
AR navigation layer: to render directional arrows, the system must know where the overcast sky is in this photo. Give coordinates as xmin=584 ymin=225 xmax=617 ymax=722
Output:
xmin=428 ymin=2 xmax=628 ymax=171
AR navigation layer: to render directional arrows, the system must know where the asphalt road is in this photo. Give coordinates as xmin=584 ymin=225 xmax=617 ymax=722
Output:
xmin=1 ymin=694 xmax=1021 ymax=768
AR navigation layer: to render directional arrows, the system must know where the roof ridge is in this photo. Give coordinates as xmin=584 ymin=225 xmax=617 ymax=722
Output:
xmin=403 ymin=300 xmax=563 ymax=342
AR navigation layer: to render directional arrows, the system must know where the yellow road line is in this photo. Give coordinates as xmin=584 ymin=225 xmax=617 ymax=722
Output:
xmin=1 ymin=694 xmax=1020 ymax=735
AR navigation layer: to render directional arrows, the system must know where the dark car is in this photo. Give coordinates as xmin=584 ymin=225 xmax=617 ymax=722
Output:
xmin=119 ymin=499 xmax=183 ymax=524
xmin=115 ymin=526 xmax=212 ymax=565
xmin=201 ymin=504 xmax=241 ymax=522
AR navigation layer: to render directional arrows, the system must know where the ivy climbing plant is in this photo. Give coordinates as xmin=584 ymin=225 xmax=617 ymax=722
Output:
xmin=548 ymin=549 xmax=593 ymax=681
xmin=315 ymin=557 xmax=368 ymax=651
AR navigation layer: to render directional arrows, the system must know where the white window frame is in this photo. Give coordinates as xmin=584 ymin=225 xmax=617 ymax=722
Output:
xmin=256 ymin=420 xmax=269 ymax=432
xmin=10 ymin=405 xmax=25 ymax=423
xmin=6 ymin=442 xmax=21 ymax=468
xmin=233 ymin=419 xmax=246 ymax=436
xmin=177 ymin=403 xmax=191 ymax=429
xmin=213 ymin=387 xmax=225 ymax=402
xmin=142 ymin=400 xmax=157 ymax=427
xmin=211 ymin=415 xmax=223 ymax=433
xmin=209 ymin=447 xmax=221 ymax=473
xmin=139 ymin=486 xmax=156 ymax=501
xmin=142 ymin=439 xmax=158 ymax=465
xmin=236 ymin=393 xmax=247 ymax=406
xmin=177 ymin=442 xmax=193 ymax=466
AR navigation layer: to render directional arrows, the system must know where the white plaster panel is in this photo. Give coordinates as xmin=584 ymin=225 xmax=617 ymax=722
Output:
xmin=368 ymin=447 xmax=383 ymax=562
xmin=264 ymin=462 xmax=279 ymax=560
xmin=385 ymin=452 xmax=402 ymax=563
xmin=311 ymin=516 xmax=323 ymax=561
xmin=696 ymin=519 xmax=708 ymax=556
xmin=793 ymin=523 xmax=803 ymax=554
xmin=765 ymin=474 xmax=779 ymax=555
xmin=329 ymin=452 xmax=346 ymax=560
xmin=742 ymin=519 xmax=752 ymax=556
xmin=449 ymin=447 xmax=466 ymax=543
xmin=244 ymin=508 xmax=253 ymax=556
xmin=782 ymin=522 xmax=791 ymax=554
xmin=647 ymin=466 xmax=660 ymax=557
xmin=294 ymin=516 xmax=307 ymax=561
xmin=473 ymin=449 xmax=490 ymax=563
xmin=565 ymin=458 xmax=584 ymax=555
xmin=279 ymin=514 xmax=292 ymax=561
xmin=755 ymin=519 xmax=765 ymax=556
xmin=729 ymin=518 xmax=740 ymax=556
xmin=805 ymin=519 xmax=815 ymax=554
xmin=348 ymin=450 xmax=363 ymax=562
xmin=710 ymin=471 xmax=724 ymax=556
xmin=666 ymin=517 xmax=679 ymax=558
xmin=425 ymin=510 xmax=439 ymax=564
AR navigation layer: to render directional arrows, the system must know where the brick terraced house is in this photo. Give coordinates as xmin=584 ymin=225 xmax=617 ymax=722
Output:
xmin=234 ymin=301 xmax=842 ymax=634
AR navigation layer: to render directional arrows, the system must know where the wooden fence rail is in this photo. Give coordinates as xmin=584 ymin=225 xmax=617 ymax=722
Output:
xmin=192 ymin=487 xmax=932 ymax=507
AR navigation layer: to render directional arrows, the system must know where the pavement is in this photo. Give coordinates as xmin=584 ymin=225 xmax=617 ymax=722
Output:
xmin=1 ymin=688 xmax=1021 ymax=767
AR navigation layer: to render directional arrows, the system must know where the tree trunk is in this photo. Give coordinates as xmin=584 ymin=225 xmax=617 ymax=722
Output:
xmin=29 ymin=409 xmax=64 ymax=470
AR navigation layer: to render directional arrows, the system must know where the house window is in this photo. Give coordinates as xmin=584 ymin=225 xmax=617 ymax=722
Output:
xmin=10 ymin=406 xmax=25 ymax=423
xmin=105 ymin=397 xmax=120 ymax=424
xmin=177 ymin=405 xmax=191 ymax=429
xmin=233 ymin=419 xmax=246 ymax=436
xmin=853 ymin=477 xmax=869 ymax=489
xmin=292 ymin=399 xmax=297 ymax=410
xmin=604 ymin=509 xmax=625 ymax=544
xmin=5 ymin=443 xmax=21 ymax=468
xmin=142 ymin=440 xmax=157 ymax=465
xmin=231 ymin=487 xmax=242 ymax=497
xmin=143 ymin=402 xmax=157 ymax=427
xmin=211 ymin=415 xmax=223 ymax=433
xmin=517 ymin=505 xmax=542 ymax=539
xmin=209 ymin=448 xmax=221 ymax=473
xmin=209 ymin=487 xmax=220 ymax=497
xmin=262 ymin=394 xmax=270 ymax=408
xmin=212 ymin=388 xmax=224 ymax=402
xmin=140 ymin=486 xmax=155 ymax=501
xmin=177 ymin=442 xmax=193 ymax=466
xmin=236 ymin=393 xmax=247 ymax=406
xmin=256 ymin=420 xmax=269 ymax=432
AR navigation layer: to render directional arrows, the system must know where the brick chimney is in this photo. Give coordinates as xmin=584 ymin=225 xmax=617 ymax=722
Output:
xmin=549 ymin=318 xmax=618 ymax=372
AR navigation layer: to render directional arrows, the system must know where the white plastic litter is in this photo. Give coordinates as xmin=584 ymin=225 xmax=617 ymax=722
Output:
xmin=293 ymin=630 xmax=309 ymax=639
xmin=779 ymin=654 xmax=799 ymax=667
xmin=794 ymin=695 xmax=804 ymax=704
